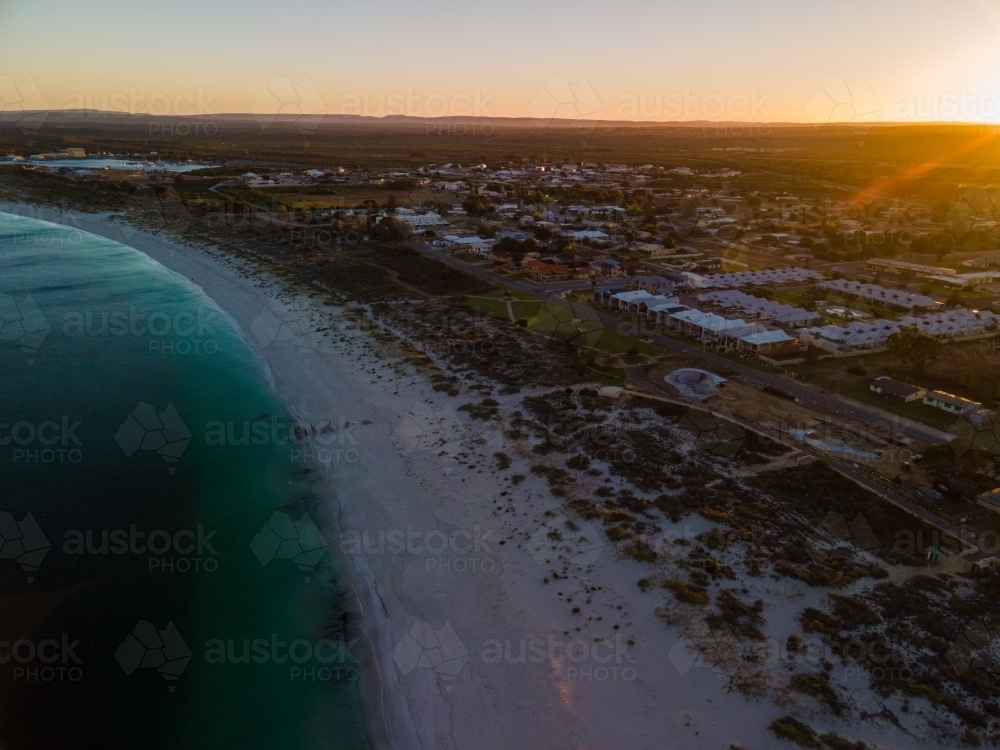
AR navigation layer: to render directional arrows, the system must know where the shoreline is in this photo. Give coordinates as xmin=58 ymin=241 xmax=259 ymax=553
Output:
xmin=0 ymin=203 xmax=405 ymax=749
xmin=0 ymin=202 xmax=936 ymax=750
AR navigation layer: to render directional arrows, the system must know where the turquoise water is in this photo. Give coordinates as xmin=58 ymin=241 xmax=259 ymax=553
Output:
xmin=0 ymin=212 xmax=370 ymax=749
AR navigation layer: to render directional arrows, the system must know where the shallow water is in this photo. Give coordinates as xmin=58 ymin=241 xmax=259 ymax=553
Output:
xmin=0 ymin=212 xmax=369 ymax=749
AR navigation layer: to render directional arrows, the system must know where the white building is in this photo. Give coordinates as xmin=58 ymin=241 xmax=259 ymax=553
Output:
xmin=396 ymin=210 xmax=446 ymax=227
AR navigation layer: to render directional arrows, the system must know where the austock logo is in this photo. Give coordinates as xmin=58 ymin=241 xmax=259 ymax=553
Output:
xmin=946 ymin=621 xmax=1000 ymax=678
xmin=203 ymin=634 xmax=360 ymax=682
xmin=250 ymin=511 xmax=328 ymax=582
xmin=0 ymin=293 xmax=51 ymax=364
xmin=526 ymin=515 xmax=604 ymax=567
xmin=0 ymin=511 xmax=50 ymax=582
xmin=527 ymin=297 xmax=605 ymax=353
xmin=249 ymin=296 xmax=324 ymax=351
xmin=678 ymin=406 xmax=746 ymax=458
xmin=947 ymin=408 xmax=1000 ymax=458
xmin=668 ymin=616 xmax=742 ymax=678
xmin=479 ymin=633 xmax=636 ymax=682
xmin=391 ymin=401 xmax=472 ymax=478
xmin=250 ymin=75 xmax=327 ymax=135
xmin=526 ymin=75 xmax=604 ymax=131
xmin=116 ymin=185 xmax=191 ymax=240
xmin=0 ymin=75 xmax=48 ymax=134
xmin=2 ymin=416 xmax=84 ymax=465
xmin=666 ymin=185 xmax=749 ymax=241
xmin=115 ymin=402 xmax=192 ymax=473
xmin=805 ymin=511 xmax=879 ymax=565
xmin=115 ymin=620 xmax=192 ymax=691
xmin=62 ymin=524 xmax=218 ymax=574
xmin=392 ymin=400 xmax=506 ymax=478
xmin=803 ymin=75 xmax=881 ymax=133
xmin=945 ymin=186 xmax=1000 ymax=241
xmin=1 ymin=633 xmax=83 ymax=683
xmin=339 ymin=524 xmax=496 ymax=574
xmin=393 ymin=620 xmax=468 ymax=691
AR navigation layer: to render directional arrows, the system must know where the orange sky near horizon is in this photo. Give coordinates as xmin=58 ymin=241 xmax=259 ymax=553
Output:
xmin=2 ymin=0 xmax=1000 ymax=125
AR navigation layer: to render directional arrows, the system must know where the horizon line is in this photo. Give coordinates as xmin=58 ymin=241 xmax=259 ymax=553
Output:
xmin=4 ymin=111 xmax=1000 ymax=129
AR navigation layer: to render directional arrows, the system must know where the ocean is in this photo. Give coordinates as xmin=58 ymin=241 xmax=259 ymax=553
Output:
xmin=0 ymin=211 xmax=370 ymax=749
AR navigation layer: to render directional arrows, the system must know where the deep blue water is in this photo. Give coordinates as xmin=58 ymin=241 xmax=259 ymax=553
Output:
xmin=0 ymin=211 xmax=369 ymax=749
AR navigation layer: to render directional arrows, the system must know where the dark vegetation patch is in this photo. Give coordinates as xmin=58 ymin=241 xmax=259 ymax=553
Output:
xmin=745 ymin=462 xmax=935 ymax=573
xmin=374 ymin=246 xmax=492 ymax=296
xmin=800 ymin=575 xmax=1000 ymax=742
xmin=374 ymin=301 xmax=590 ymax=390
xmin=768 ymin=716 xmax=867 ymax=750
xmin=788 ymin=672 xmax=845 ymax=716
xmin=708 ymin=589 xmax=766 ymax=641
xmin=663 ymin=578 xmax=710 ymax=606
xmin=458 ymin=398 xmax=500 ymax=421
xmin=517 ymin=392 xmax=933 ymax=586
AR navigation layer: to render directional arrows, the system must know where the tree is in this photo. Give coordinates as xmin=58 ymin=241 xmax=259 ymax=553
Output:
xmin=914 ymin=232 xmax=956 ymax=260
xmin=886 ymin=326 xmax=942 ymax=376
xmin=369 ymin=216 xmax=412 ymax=242
xmin=461 ymin=189 xmax=492 ymax=216
xmin=386 ymin=194 xmax=399 ymax=214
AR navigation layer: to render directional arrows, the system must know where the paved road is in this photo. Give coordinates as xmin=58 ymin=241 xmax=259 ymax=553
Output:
xmin=407 ymin=240 xmax=951 ymax=447
xmin=623 ymin=365 xmax=995 ymax=562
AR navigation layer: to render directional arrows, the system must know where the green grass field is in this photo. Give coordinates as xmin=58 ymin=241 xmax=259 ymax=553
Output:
xmin=837 ymin=382 xmax=958 ymax=430
xmin=466 ymin=296 xmax=511 ymax=320
xmin=770 ymin=290 xmax=810 ymax=307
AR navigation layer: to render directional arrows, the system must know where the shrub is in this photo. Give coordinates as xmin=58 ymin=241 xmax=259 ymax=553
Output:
xmin=789 ymin=672 xmax=845 ymax=715
xmin=769 ymin=716 xmax=820 ymax=749
xmin=663 ymin=579 xmax=709 ymax=605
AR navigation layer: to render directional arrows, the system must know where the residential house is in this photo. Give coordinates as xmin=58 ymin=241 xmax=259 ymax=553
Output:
xmin=647 ymin=301 xmax=688 ymax=326
xmin=818 ymin=280 xmax=939 ymax=312
xmin=521 ymin=257 xmax=570 ymax=282
xmin=735 ymin=329 xmax=800 ymax=359
xmin=923 ymin=390 xmax=981 ymax=414
xmin=697 ymin=267 xmax=822 ymax=290
xmin=594 ymin=286 xmax=630 ymax=307
xmin=696 ymin=289 xmax=820 ymax=327
xmin=605 ymin=290 xmax=662 ymax=314
xmin=445 ymin=235 xmax=495 ymax=254
xmin=633 ymin=275 xmax=674 ymax=294
xmin=591 ymin=259 xmax=623 ymax=279
xmin=621 ymin=260 xmax=645 ymax=277
xmin=977 ymin=487 xmax=1000 ymax=515
xmin=497 ymin=230 xmax=532 ymax=241
xmin=869 ymin=377 xmax=926 ymax=403
xmin=565 ymin=230 xmax=610 ymax=242
xmin=397 ymin=210 xmax=445 ymax=227
xmin=635 ymin=243 xmax=673 ymax=260
xmin=668 ymin=309 xmax=749 ymax=344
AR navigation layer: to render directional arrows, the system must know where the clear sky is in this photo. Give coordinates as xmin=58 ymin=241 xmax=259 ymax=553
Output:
xmin=2 ymin=0 xmax=1000 ymax=123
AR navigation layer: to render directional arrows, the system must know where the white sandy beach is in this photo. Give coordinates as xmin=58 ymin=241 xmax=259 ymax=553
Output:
xmin=1 ymin=203 xmax=935 ymax=750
